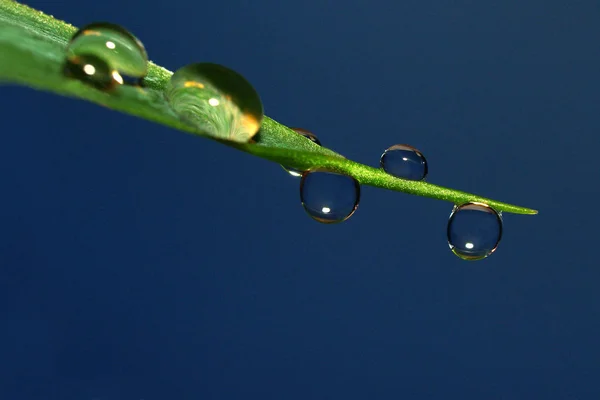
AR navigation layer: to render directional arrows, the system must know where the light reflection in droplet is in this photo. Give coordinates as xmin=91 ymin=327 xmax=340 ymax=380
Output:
xmin=83 ymin=64 xmax=96 ymax=75
xmin=112 ymin=71 xmax=124 ymax=84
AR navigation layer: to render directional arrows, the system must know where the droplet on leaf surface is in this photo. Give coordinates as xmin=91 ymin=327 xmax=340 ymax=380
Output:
xmin=380 ymin=144 xmax=428 ymax=181
xmin=165 ymin=63 xmax=264 ymax=142
xmin=64 ymin=22 xmax=148 ymax=90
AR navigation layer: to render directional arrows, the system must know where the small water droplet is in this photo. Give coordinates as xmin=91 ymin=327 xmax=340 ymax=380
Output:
xmin=447 ymin=202 xmax=503 ymax=261
xmin=282 ymin=128 xmax=322 ymax=176
xmin=64 ymin=22 xmax=148 ymax=90
xmin=165 ymin=63 xmax=263 ymax=143
xmin=380 ymin=144 xmax=428 ymax=181
xmin=300 ymin=170 xmax=360 ymax=223
xmin=292 ymin=128 xmax=321 ymax=146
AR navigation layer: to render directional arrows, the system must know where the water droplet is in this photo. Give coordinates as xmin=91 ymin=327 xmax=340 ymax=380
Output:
xmin=300 ymin=170 xmax=360 ymax=223
xmin=282 ymin=128 xmax=322 ymax=176
xmin=64 ymin=22 xmax=148 ymax=90
xmin=165 ymin=63 xmax=263 ymax=143
xmin=292 ymin=128 xmax=321 ymax=146
xmin=447 ymin=202 xmax=503 ymax=261
xmin=380 ymin=144 xmax=428 ymax=181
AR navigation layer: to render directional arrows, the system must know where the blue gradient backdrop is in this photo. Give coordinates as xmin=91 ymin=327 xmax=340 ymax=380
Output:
xmin=1 ymin=0 xmax=599 ymax=398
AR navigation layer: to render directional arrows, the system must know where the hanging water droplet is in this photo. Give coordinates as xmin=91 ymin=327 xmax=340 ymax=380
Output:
xmin=282 ymin=128 xmax=322 ymax=177
xmin=63 ymin=22 xmax=148 ymax=90
xmin=300 ymin=170 xmax=360 ymax=223
xmin=165 ymin=63 xmax=264 ymax=143
xmin=447 ymin=202 xmax=503 ymax=261
xmin=380 ymin=144 xmax=428 ymax=181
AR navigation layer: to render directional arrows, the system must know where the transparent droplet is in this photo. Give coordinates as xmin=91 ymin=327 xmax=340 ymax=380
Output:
xmin=64 ymin=22 xmax=148 ymax=90
xmin=283 ymin=128 xmax=322 ymax=177
xmin=447 ymin=202 xmax=503 ymax=261
xmin=300 ymin=170 xmax=360 ymax=223
xmin=165 ymin=63 xmax=264 ymax=143
xmin=380 ymin=144 xmax=428 ymax=181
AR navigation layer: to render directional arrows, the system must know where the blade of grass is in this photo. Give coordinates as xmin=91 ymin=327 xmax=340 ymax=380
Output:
xmin=0 ymin=0 xmax=537 ymax=215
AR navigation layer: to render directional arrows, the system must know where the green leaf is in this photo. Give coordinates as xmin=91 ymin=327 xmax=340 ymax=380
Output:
xmin=0 ymin=0 xmax=538 ymax=215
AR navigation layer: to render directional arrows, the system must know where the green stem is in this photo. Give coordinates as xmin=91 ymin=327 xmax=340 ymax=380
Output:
xmin=0 ymin=0 xmax=537 ymax=215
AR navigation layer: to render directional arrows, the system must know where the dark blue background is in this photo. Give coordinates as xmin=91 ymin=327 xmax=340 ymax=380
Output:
xmin=2 ymin=0 xmax=599 ymax=398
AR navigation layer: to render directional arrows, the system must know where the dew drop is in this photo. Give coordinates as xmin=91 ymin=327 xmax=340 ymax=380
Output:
xmin=300 ymin=170 xmax=360 ymax=223
xmin=292 ymin=128 xmax=321 ymax=146
xmin=64 ymin=22 xmax=148 ymax=90
xmin=282 ymin=128 xmax=322 ymax=177
xmin=380 ymin=144 xmax=428 ymax=181
xmin=165 ymin=63 xmax=264 ymax=143
xmin=447 ymin=202 xmax=503 ymax=261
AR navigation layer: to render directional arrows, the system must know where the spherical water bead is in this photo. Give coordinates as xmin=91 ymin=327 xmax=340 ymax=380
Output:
xmin=166 ymin=63 xmax=264 ymax=143
xmin=380 ymin=144 xmax=428 ymax=181
xmin=283 ymin=128 xmax=322 ymax=177
xmin=64 ymin=22 xmax=148 ymax=90
xmin=447 ymin=202 xmax=503 ymax=261
xmin=300 ymin=170 xmax=360 ymax=223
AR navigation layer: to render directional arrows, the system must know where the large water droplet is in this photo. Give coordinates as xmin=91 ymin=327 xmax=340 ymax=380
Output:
xmin=380 ymin=144 xmax=428 ymax=181
xmin=447 ymin=202 xmax=503 ymax=261
xmin=165 ymin=63 xmax=264 ymax=143
xmin=300 ymin=170 xmax=360 ymax=223
xmin=64 ymin=22 xmax=148 ymax=90
xmin=283 ymin=128 xmax=322 ymax=177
